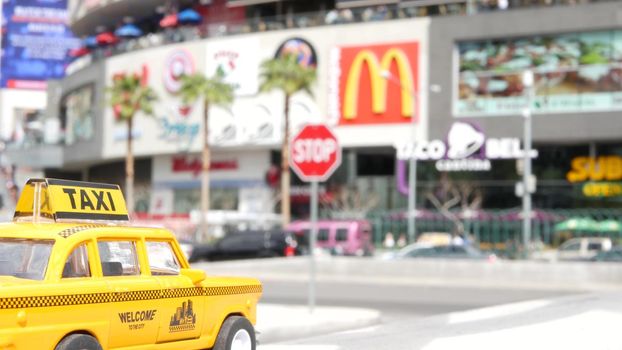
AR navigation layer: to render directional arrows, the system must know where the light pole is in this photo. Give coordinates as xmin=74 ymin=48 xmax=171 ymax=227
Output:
xmin=522 ymin=70 xmax=534 ymax=257
xmin=381 ymin=70 xmax=418 ymax=243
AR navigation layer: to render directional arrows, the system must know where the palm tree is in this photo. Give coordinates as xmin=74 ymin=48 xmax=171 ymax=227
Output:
xmin=179 ymin=72 xmax=234 ymax=240
xmin=107 ymin=69 xmax=158 ymax=216
xmin=259 ymin=54 xmax=317 ymax=226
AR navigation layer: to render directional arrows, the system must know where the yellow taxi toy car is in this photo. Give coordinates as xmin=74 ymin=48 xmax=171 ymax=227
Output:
xmin=0 ymin=178 xmax=262 ymax=350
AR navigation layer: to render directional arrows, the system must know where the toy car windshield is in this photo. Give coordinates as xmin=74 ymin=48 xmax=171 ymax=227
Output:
xmin=0 ymin=238 xmax=54 ymax=280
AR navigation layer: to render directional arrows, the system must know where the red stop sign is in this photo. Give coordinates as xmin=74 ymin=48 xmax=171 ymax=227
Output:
xmin=290 ymin=124 xmax=342 ymax=182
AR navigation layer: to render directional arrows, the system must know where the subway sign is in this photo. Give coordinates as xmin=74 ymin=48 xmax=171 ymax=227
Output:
xmin=329 ymin=42 xmax=418 ymax=125
xmin=567 ymin=156 xmax=622 ymax=182
xmin=567 ymin=156 xmax=622 ymax=198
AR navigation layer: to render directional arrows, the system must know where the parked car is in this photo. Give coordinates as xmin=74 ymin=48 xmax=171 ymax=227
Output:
xmin=591 ymin=245 xmax=622 ymax=262
xmin=416 ymin=232 xmax=452 ymax=245
xmin=557 ymin=237 xmax=612 ymax=261
xmin=386 ymin=242 xmax=496 ymax=261
xmin=286 ymin=220 xmax=374 ymax=256
xmin=189 ymin=230 xmax=298 ymax=262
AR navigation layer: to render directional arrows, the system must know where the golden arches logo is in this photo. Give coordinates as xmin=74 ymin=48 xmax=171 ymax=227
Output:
xmin=343 ymin=48 xmax=415 ymax=120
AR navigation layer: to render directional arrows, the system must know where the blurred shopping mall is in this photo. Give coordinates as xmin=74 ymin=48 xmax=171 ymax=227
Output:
xmin=0 ymin=0 xmax=621 ymax=246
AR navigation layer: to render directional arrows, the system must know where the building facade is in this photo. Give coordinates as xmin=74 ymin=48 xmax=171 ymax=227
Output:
xmin=7 ymin=0 xmax=622 ymax=226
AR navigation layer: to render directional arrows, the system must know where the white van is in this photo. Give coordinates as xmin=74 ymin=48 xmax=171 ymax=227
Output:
xmin=557 ymin=237 xmax=613 ymax=261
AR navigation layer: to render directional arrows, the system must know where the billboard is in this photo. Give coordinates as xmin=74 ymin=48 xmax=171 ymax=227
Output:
xmin=104 ymin=42 xmax=322 ymax=159
xmin=205 ymin=37 xmax=259 ymax=96
xmin=456 ymin=30 xmax=622 ymax=116
xmin=329 ymin=42 xmax=419 ymax=125
xmin=1 ymin=0 xmax=80 ymax=89
xmin=61 ymin=84 xmax=95 ymax=145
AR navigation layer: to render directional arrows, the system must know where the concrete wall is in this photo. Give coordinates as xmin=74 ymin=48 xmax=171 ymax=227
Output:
xmin=429 ymin=1 xmax=622 ymax=142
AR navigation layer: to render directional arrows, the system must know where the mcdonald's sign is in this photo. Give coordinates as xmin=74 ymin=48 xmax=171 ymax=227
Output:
xmin=334 ymin=42 xmax=418 ymax=125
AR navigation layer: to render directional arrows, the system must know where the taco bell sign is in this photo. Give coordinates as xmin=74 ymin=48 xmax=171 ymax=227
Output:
xmin=395 ymin=122 xmax=538 ymax=172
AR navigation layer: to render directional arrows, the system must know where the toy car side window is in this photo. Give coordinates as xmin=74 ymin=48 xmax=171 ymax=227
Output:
xmin=145 ymin=241 xmax=180 ymax=276
xmin=62 ymin=243 xmax=90 ymax=278
xmin=97 ymin=240 xmax=140 ymax=276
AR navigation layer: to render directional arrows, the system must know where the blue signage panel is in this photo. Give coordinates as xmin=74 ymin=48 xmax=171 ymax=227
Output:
xmin=1 ymin=0 xmax=80 ymax=89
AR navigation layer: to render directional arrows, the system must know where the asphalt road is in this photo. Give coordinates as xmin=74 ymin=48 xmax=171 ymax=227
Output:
xmin=270 ymin=292 xmax=622 ymax=350
xmin=197 ymin=257 xmax=620 ymax=349
xmin=259 ymin=278 xmax=577 ymax=322
xmin=197 ymin=257 xmax=585 ymax=322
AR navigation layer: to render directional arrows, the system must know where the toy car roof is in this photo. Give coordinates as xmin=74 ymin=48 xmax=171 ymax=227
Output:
xmin=13 ymin=178 xmax=130 ymax=224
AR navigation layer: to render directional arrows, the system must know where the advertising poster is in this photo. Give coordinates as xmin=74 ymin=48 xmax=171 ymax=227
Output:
xmin=205 ymin=37 xmax=259 ymax=96
xmin=0 ymin=0 xmax=80 ymax=89
xmin=457 ymin=30 xmax=622 ymax=116
xmin=329 ymin=41 xmax=419 ymax=125
xmin=61 ymin=84 xmax=94 ymax=145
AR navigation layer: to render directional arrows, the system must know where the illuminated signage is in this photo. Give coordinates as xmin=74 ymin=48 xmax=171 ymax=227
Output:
xmin=330 ymin=42 xmax=418 ymax=125
xmin=567 ymin=156 xmax=622 ymax=198
xmin=395 ymin=122 xmax=538 ymax=172
xmin=566 ymin=156 xmax=622 ymax=183
xmin=582 ymin=182 xmax=622 ymax=198
xmin=457 ymin=30 xmax=622 ymax=117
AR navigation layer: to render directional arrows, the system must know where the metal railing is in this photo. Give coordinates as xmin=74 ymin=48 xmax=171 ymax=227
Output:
xmin=366 ymin=208 xmax=622 ymax=257
xmin=69 ymin=0 xmax=619 ymax=68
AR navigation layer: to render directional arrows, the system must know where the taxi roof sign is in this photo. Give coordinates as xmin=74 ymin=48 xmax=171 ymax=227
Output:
xmin=14 ymin=178 xmax=129 ymax=223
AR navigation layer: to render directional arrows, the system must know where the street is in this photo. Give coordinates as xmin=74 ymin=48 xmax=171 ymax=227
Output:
xmin=271 ymin=292 xmax=622 ymax=350
xmin=196 ymin=256 xmax=609 ymax=347
xmin=260 ymin=279 xmax=576 ymax=322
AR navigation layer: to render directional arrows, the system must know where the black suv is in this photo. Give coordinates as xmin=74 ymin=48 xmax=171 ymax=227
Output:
xmin=188 ymin=230 xmax=298 ymax=262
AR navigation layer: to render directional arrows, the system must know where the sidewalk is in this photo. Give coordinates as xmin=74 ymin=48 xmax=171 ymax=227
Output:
xmin=256 ymin=304 xmax=381 ymax=344
xmin=198 ymin=257 xmax=622 ymax=292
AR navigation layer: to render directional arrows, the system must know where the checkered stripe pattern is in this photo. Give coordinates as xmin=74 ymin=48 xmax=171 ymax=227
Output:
xmin=0 ymin=293 xmax=108 ymax=309
xmin=162 ymin=287 xmax=204 ymax=299
xmin=204 ymin=285 xmax=263 ymax=296
xmin=0 ymin=285 xmax=262 ymax=309
xmin=57 ymin=225 xmax=103 ymax=238
xmin=111 ymin=290 xmax=161 ymax=303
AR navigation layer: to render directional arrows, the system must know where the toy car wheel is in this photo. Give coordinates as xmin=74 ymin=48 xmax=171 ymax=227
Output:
xmin=213 ymin=316 xmax=256 ymax=350
xmin=55 ymin=334 xmax=102 ymax=350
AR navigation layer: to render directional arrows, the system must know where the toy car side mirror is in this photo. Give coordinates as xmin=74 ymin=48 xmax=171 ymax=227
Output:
xmin=180 ymin=268 xmax=206 ymax=284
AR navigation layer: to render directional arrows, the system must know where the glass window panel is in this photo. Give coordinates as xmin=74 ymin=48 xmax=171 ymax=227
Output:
xmin=146 ymin=241 xmax=180 ymax=276
xmin=98 ymin=241 xmax=140 ymax=276
xmin=63 ymin=243 xmax=90 ymax=278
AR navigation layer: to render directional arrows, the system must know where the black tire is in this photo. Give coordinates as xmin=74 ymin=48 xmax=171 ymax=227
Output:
xmin=258 ymin=250 xmax=278 ymax=258
xmin=55 ymin=334 xmax=102 ymax=350
xmin=213 ymin=316 xmax=256 ymax=350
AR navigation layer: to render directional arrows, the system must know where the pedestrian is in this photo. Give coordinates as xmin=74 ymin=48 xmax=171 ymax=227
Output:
xmin=362 ymin=7 xmax=374 ymax=22
xmin=325 ymin=9 xmax=338 ymax=25
xmin=383 ymin=232 xmax=395 ymax=249
xmin=451 ymin=234 xmax=465 ymax=246
xmin=397 ymin=234 xmax=407 ymax=248
xmin=340 ymin=8 xmax=354 ymax=23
